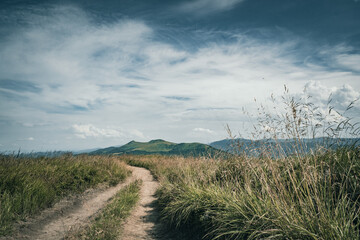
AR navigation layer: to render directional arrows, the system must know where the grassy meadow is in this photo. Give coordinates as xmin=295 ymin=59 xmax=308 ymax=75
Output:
xmin=0 ymin=154 xmax=130 ymax=235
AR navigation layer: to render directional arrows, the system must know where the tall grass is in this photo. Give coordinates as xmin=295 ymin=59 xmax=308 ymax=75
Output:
xmin=124 ymin=89 xmax=360 ymax=239
xmin=124 ymin=148 xmax=359 ymax=239
xmin=0 ymin=154 xmax=130 ymax=236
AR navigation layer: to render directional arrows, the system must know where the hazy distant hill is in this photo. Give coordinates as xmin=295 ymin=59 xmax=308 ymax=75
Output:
xmin=3 ymin=151 xmax=72 ymax=158
xmin=210 ymin=137 xmax=360 ymax=156
xmin=90 ymin=139 xmax=223 ymax=157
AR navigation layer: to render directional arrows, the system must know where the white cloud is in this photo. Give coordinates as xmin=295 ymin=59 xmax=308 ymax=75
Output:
xmin=16 ymin=137 xmax=35 ymax=141
xmin=72 ymin=124 xmax=148 ymax=142
xmin=72 ymin=124 xmax=123 ymax=139
xmin=296 ymin=81 xmax=359 ymax=136
xmin=193 ymin=127 xmax=214 ymax=134
xmin=129 ymin=129 xmax=147 ymax=139
xmin=303 ymin=81 xmax=360 ymax=110
xmin=331 ymin=84 xmax=360 ymax=110
xmin=304 ymin=81 xmax=332 ymax=105
xmin=179 ymin=0 xmax=244 ymax=15
xmin=0 ymin=5 xmax=359 ymax=151
xmin=335 ymin=54 xmax=360 ymax=72
xmin=22 ymin=123 xmax=35 ymax=127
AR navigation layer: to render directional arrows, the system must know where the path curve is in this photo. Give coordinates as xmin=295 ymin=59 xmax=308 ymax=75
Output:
xmin=2 ymin=165 xmax=182 ymax=240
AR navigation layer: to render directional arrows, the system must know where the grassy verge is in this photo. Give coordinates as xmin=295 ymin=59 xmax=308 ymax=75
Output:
xmin=65 ymin=180 xmax=141 ymax=240
xmin=0 ymin=154 xmax=130 ymax=236
xmin=122 ymin=147 xmax=360 ymax=240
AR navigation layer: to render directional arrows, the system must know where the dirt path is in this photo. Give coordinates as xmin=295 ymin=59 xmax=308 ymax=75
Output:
xmin=3 ymin=171 xmax=136 ymax=240
xmin=120 ymin=167 xmax=193 ymax=240
xmin=2 ymin=165 xmax=183 ymax=240
xmin=120 ymin=166 xmax=160 ymax=239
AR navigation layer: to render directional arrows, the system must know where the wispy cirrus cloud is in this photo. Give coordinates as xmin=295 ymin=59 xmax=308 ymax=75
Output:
xmin=179 ymin=0 xmax=245 ymax=15
xmin=335 ymin=54 xmax=360 ymax=72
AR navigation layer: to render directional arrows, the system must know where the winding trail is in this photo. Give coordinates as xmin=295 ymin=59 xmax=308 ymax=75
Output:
xmin=2 ymin=165 xmax=182 ymax=240
xmin=3 ymin=170 xmax=136 ymax=240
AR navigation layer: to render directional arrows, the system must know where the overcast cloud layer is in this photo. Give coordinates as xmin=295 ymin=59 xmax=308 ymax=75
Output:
xmin=0 ymin=0 xmax=360 ymax=151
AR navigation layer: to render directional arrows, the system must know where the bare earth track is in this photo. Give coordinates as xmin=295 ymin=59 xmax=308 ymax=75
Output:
xmin=122 ymin=167 xmax=186 ymax=240
xmin=0 ymin=166 xmax=184 ymax=240
xmin=120 ymin=166 xmax=160 ymax=239
xmin=1 ymin=165 xmax=182 ymax=240
xmin=2 ymin=170 xmax=136 ymax=240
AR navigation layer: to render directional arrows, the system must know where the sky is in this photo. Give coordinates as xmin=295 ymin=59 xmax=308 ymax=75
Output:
xmin=0 ymin=0 xmax=360 ymax=152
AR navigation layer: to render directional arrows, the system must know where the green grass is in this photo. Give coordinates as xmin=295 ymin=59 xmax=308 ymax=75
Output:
xmin=65 ymin=180 xmax=141 ymax=240
xmin=122 ymin=146 xmax=360 ymax=240
xmin=0 ymin=154 xmax=130 ymax=236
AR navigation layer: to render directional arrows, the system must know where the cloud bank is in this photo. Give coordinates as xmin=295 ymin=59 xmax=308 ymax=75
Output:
xmin=0 ymin=4 xmax=359 ymax=151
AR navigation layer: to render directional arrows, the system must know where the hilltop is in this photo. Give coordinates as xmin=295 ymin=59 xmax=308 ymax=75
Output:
xmin=90 ymin=139 xmax=223 ymax=157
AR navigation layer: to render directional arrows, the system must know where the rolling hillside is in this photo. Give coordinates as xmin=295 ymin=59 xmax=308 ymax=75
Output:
xmin=210 ymin=137 xmax=360 ymax=155
xmin=90 ymin=139 xmax=224 ymax=157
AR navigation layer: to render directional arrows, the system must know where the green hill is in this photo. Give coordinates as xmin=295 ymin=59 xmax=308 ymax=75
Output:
xmin=90 ymin=139 xmax=224 ymax=157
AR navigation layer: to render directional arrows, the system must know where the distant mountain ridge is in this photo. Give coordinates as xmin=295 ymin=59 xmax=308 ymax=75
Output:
xmin=90 ymin=139 xmax=223 ymax=157
xmin=210 ymin=137 xmax=360 ymax=155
